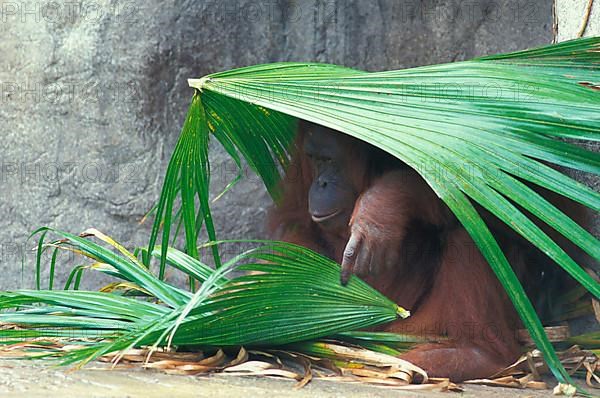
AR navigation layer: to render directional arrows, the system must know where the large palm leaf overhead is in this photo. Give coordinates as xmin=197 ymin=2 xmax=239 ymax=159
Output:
xmin=150 ymin=37 xmax=600 ymax=385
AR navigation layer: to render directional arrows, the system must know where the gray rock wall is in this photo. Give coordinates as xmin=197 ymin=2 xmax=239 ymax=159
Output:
xmin=0 ymin=0 xmax=558 ymax=288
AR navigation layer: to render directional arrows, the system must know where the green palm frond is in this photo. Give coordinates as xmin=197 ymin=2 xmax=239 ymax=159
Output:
xmin=2 ymin=229 xmax=404 ymax=367
xmin=149 ymin=37 xmax=600 ymax=386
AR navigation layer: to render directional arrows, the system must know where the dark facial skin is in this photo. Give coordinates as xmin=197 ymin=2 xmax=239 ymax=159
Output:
xmin=303 ymin=125 xmax=362 ymax=232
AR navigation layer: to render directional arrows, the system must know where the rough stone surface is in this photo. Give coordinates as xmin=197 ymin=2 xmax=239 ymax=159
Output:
xmin=0 ymin=0 xmax=555 ymax=289
xmin=556 ymin=0 xmax=600 ymax=41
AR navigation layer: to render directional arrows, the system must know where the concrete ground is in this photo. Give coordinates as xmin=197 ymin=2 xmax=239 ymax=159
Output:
xmin=0 ymin=359 xmax=568 ymax=398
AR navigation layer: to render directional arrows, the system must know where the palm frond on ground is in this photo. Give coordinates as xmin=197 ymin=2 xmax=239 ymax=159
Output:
xmin=2 ymin=228 xmax=596 ymax=390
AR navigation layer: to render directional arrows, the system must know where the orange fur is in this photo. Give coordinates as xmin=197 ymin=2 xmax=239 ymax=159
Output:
xmin=266 ymin=124 xmax=587 ymax=381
